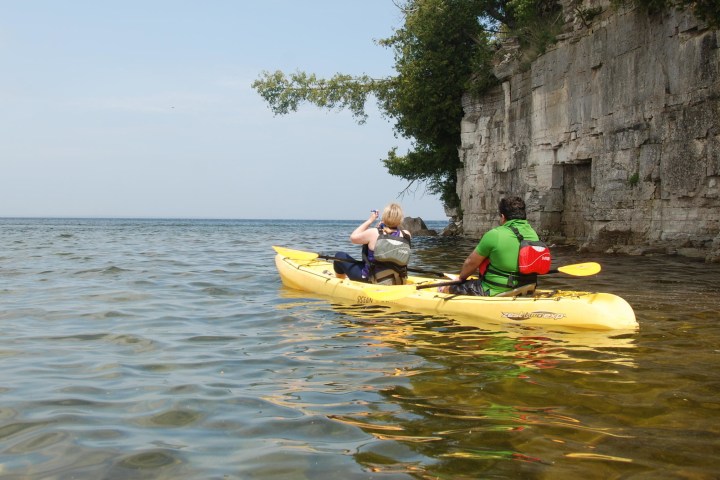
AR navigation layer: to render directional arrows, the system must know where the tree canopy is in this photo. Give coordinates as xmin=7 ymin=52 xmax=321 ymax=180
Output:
xmin=253 ymin=0 xmax=503 ymax=210
xmin=631 ymin=0 xmax=720 ymax=27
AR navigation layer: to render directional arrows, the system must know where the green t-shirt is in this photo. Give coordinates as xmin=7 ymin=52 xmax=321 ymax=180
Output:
xmin=474 ymin=219 xmax=540 ymax=295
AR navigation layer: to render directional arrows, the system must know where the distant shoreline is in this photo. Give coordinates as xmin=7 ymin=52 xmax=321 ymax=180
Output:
xmin=0 ymin=217 xmax=449 ymax=223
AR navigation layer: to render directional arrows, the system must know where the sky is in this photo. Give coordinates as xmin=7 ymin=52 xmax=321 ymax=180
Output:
xmin=0 ymin=1 xmax=448 ymax=221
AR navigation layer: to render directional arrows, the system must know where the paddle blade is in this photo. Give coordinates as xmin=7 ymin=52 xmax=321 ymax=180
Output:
xmin=272 ymin=246 xmax=319 ymax=260
xmin=556 ymin=262 xmax=601 ymax=276
xmin=362 ymin=284 xmax=419 ymax=301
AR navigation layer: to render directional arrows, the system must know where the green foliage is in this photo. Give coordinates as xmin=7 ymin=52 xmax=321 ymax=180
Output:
xmin=252 ymin=0 xmax=717 ymax=215
xmin=508 ymin=0 xmax=555 ymax=25
xmin=251 ymin=0 xmax=563 ymax=212
xmin=623 ymin=0 xmax=720 ymax=27
xmin=579 ymin=5 xmax=604 ymax=23
xmin=691 ymin=0 xmax=720 ymax=25
xmin=378 ymin=0 xmax=496 ymax=207
xmin=252 ymin=71 xmax=385 ymax=124
xmin=628 ymin=172 xmax=640 ymax=187
xmin=504 ymin=0 xmax=563 ymax=70
xmin=252 ymin=0 xmax=498 ymax=210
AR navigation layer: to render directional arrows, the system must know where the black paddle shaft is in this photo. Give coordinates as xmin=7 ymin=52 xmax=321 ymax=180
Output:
xmin=319 ymin=254 xmax=446 ymax=278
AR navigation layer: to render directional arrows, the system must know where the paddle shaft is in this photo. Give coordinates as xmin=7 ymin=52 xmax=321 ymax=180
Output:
xmin=414 ymin=279 xmax=465 ymax=290
xmin=312 ymin=251 xmax=596 ymax=278
xmin=308 ymin=256 xmax=578 ymax=278
xmin=415 ymin=268 xmax=576 ymax=290
xmin=316 ymin=254 xmax=447 ymax=278
xmin=405 ymin=266 xmax=584 ymax=292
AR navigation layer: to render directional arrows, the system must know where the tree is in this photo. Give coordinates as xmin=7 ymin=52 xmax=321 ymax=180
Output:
xmin=628 ymin=0 xmax=720 ymax=27
xmin=253 ymin=0 xmax=716 ymax=214
xmin=253 ymin=0 xmax=497 ymax=211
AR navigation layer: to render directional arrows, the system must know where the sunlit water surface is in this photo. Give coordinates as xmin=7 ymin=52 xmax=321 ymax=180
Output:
xmin=0 ymin=218 xmax=718 ymax=479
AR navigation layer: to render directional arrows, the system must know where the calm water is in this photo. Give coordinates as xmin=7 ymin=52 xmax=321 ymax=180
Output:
xmin=0 ymin=218 xmax=718 ymax=479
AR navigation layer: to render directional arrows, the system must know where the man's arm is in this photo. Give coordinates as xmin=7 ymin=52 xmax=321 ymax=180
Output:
xmin=458 ymin=251 xmax=486 ymax=281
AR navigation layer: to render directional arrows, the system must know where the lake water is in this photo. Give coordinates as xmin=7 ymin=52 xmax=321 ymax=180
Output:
xmin=0 ymin=218 xmax=718 ymax=479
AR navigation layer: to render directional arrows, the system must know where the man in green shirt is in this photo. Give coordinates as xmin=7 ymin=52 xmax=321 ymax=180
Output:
xmin=443 ymin=196 xmax=543 ymax=296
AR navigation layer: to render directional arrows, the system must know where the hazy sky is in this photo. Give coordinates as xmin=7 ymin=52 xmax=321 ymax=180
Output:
xmin=0 ymin=1 xmax=448 ymax=220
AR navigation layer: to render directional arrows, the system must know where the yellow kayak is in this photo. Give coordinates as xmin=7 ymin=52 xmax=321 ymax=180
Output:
xmin=274 ymin=247 xmax=638 ymax=331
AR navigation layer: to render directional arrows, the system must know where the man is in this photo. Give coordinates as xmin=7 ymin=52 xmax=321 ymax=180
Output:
xmin=442 ymin=196 xmax=545 ymax=296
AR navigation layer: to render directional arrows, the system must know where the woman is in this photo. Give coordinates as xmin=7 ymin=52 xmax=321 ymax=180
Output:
xmin=333 ymin=203 xmax=411 ymax=284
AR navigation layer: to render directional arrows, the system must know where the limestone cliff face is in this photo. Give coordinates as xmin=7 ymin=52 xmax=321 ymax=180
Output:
xmin=456 ymin=0 xmax=720 ymax=261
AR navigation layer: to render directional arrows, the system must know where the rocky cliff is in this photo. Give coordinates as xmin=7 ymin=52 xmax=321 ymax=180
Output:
xmin=455 ymin=0 xmax=720 ymax=262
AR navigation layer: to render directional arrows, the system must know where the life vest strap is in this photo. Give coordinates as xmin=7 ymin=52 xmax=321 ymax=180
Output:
xmin=494 ymin=283 xmax=537 ymax=297
xmin=484 ymin=265 xmax=538 ymax=288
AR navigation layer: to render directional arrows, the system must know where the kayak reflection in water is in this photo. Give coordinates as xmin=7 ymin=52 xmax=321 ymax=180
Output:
xmin=333 ymin=203 xmax=412 ymax=285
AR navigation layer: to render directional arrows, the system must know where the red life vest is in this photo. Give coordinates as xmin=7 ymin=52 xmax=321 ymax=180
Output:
xmin=509 ymin=225 xmax=551 ymax=275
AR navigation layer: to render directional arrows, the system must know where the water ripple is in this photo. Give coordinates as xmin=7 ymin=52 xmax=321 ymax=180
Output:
xmin=0 ymin=218 xmax=717 ymax=478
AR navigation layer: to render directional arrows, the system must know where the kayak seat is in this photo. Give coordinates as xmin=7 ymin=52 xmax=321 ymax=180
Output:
xmin=495 ymin=283 xmax=537 ymax=297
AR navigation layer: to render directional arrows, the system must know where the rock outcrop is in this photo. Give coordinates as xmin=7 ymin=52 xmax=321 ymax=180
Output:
xmin=401 ymin=217 xmax=438 ymax=236
xmin=456 ymin=0 xmax=720 ymax=261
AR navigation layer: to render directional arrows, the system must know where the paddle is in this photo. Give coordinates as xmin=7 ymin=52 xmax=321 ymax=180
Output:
xmin=272 ymin=246 xmax=448 ymax=278
xmin=362 ymin=262 xmax=602 ymax=301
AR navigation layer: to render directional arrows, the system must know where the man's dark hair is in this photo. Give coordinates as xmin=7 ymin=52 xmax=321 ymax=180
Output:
xmin=499 ymin=196 xmax=527 ymax=220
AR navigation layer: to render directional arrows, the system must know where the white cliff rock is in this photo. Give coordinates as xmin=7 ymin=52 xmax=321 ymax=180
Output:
xmin=457 ymin=1 xmax=720 ymax=261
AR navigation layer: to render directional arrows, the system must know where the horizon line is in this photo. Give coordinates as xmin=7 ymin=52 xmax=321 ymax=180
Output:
xmin=0 ymin=215 xmax=449 ymax=222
